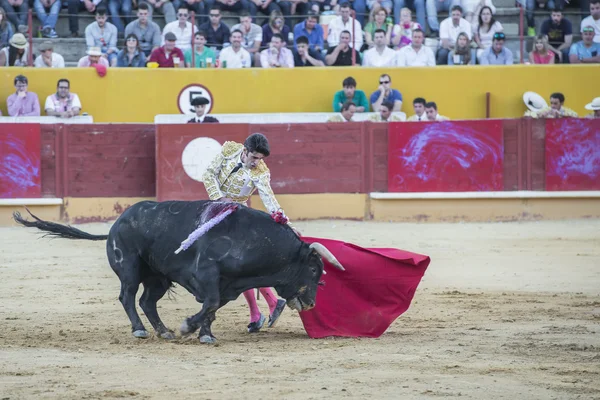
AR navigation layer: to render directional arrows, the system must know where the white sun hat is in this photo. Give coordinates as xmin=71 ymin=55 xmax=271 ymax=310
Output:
xmin=523 ymin=92 xmax=548 ymax=112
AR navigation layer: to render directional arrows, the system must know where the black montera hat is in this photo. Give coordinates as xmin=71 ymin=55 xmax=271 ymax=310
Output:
xmin=191 ymin=97 xmax=210 ymax=106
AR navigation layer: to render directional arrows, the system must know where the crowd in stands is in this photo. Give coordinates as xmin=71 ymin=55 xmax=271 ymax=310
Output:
xmin=0 ymin=0 xmax=598 ymax=67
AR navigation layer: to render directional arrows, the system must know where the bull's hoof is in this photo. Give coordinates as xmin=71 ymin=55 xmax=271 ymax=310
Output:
xmin=180 ymin=319 xmax=195 ymax=336
xmin=160 ymin=331 xmax=176 ymax=340
xmin=132 ymin=330 xmax=149 ymax=339
xmin=199 ymin=335 xmax=217 ymax=344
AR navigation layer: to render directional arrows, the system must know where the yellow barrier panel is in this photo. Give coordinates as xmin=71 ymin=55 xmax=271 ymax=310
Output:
xmin=0 ymin=65 xmax=596 ymax=122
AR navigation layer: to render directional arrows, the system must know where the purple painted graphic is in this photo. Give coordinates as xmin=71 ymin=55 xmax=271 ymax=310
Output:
xmin=546 ymin=119 xmax=600 ymax=191
xmin=388 ymin=120 xmax=504 ymax=192
xmin=0 ymin=125 xmax=42 ymax=198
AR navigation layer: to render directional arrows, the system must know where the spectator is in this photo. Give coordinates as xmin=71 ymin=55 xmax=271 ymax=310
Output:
xmin=362 ymin=28 xmax=396 ymax=66
xmin=0 ymin=33 xmax=29 ymax=66
xmin=180 ymin=0 xmax=210 ymax=26
xmin=368 ymin=101 xmax=404 ymax=121
xmin=327 ymin=2 xmax=363 ymax=49
xmin=248 ymin=0 xmax=282 ymax=25
xmin=140 ymin=0 xmax=176 ymax=24
xmin=117 ymin=33 xmax=148 ymax=67
xmin=7 ymin=75 xmax=40 ymax=117
xmin=366 ymin=0 xmax=392 ymax=17
xmin=45 ymin=79 xmax=82 ymax=118
xmin=580 ymin=0 xmax=600 ymax=43
xmin=108 ymin=0 xmax=132 ymax=33
xmin=472 ymin=6 xmax=503 ymax=62
xmin=425 ymin=101 xmax=449 ymax=121
xmin=279 ymin=0 xmax=312 ymax=30
xmin=68 ymin=0 xmax=106 ymax=37
xmin=332 ymin=76 xmax=369 ymax=112
xmin=218 ymin=29 xmax=252 ymax=68
xmin=33 ymin=0 xmax=60 ymax=38
xmin=364 ymin=7 xmax=392 ymax=48
xmin=525 ymin=92 xmax=578 ymax=118
xmin=293 ymin=35 xmax=324 ymax=66
xmin=569 ymin=25 xmax=600 ymax=63
xmin=184 ymin=30 xmax=216 ymax=67
xmin=426 ymin=0 xmax=453 ymax=36
xmin=396 ymin=29 xmax=435 ymax=66
xmin=262 ymin=9 xmax=289 ymax=46
xmin=436 ymin=5 xmax=472 ymax=65
xmin=34 ymin=41 xmax=65 ymax=67
xmin=352 ymin=0 xmax=368 ymax=27
xmin=199 ymin=5 xmax=231 ymax=51
xmin=407 ymin=97 xmax=427 ymax=121
xmin=540 ymin=8 xmax=572 ymax=63
xmin=231 ymin=12 xmax=262 ymax=65
xmin=529 ymin=34 xmax=554 ymax=64
xmin=293 ymin=11 xmax=323 ymax=52
xmin=370 ymin=73 xmax=402 ymax=112
xmin=125 ymin=3 xmax=162 ymax=57
xmin=162 ymin=5 xmax=198 ymax=51
xmin=391 ymin=7 xmax=422 ymax=49
xmin=328 ymin=100 xmax=356 ymax=122
xmin=0 ymin=0 xmax=28 ymax=34
xmin=448 ymin=32 xmax=474 ymax=64
xmin=0 ymin=7 xmax=14 ymax=48
xmin=148 ymin=31 xmax=185 ymax=67
xmin=584 ymin=97 xmax=600 ymax=118
xmin=78 ymin=46 xmax=111 ymax=66
xmin=325 ymin=30 xmax=362 ymax=65
xmin=393 ymin=1 xmax=425 ymax=33
xmin=480 ymin=32 xmax=513 ymax=65
xmin=259 ymin=32 xmax=293 ymax=67
xmin=188 ymin=97 xmax=219 ymax=123
xmin=214 ymin=0 xmax=250 ymax=18
xmin=85 ymin=7 xmax=119 ymax=67
xmin=516 ymin=0 xmax=535 ymax=36
xmin=454 ymin=0 xmax=495 ymax=24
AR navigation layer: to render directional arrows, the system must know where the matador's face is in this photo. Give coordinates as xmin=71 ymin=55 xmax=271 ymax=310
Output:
xmin=241 ymin=149 xmax=266 ymax=169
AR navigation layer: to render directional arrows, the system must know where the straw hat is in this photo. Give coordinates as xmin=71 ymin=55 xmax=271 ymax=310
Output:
xmin=584 ymin=97 xmax=600 ymax=111
xmin=87 ymin=46 xmax=103 ymax=56
xmin=523 ymin=92 xmax=548 ymax=112
xmin=9 ymin=33 xmax=28 ymax=49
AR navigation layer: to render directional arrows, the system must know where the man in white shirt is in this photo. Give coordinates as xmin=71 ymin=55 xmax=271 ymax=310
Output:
xmin=44 ymin=79 xmax=82 ymax=118
xmin=327 ymin=2 xmax=363 ymax=49
xmin=218 ymin=30 xmax=252 ymax=68
xmin=437 ymin=5 xmax=472 ymax=65
xmin=396 ymin=29 xmax=436 ymax=66
xmin=407 ymin=97 xmax=428 ymax=121
xmin=162 ymin=5 xmax=198 ymax=51
xmin=34 ymin=41 xmax=65 ymax=68
xmin=581 ymin=0 xmax=600 ymax=43
xmin=362 ymin=29 xmax=396 ymax=67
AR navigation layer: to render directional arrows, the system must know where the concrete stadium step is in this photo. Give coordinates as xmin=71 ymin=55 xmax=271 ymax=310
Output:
xmin=494 ymin=0 xmax=518 ymax=8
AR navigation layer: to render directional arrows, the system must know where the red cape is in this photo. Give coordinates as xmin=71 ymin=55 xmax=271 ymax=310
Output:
xmin=299 ymin=237 xmax=430 ymax=339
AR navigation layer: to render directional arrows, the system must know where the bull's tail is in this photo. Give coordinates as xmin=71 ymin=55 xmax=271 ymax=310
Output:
xmin=13 ymin=208 xmax=109 ymax=241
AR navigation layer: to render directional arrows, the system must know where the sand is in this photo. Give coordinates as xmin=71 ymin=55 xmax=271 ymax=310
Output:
xmin=1 ymin=219 xmax=599 ymax=399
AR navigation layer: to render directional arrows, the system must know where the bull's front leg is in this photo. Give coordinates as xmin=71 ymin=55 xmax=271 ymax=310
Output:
xmin=179 ymin=266 xmax=221 ymax=344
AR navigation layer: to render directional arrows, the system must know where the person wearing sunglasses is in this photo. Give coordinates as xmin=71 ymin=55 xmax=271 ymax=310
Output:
xmin=480 ymin=31 xmax=513 ymax=65
xmin=198 ymin=5 xmax=231 ymax=51
xmin=161 ymin=4 xmax=198 ymax=51
xmin=569 ymin=25 xmax=600 ymax=64
xmin=369 ymin=74 xmax=402 ymax=112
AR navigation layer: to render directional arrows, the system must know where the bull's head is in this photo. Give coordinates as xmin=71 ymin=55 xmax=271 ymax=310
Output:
xmin=285 ymin=243 xmax=345 ymax=312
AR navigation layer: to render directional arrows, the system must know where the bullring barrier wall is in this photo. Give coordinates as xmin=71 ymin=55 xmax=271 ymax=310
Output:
xmin=0 ymin=65 xmax=597 ymax=123
xmin=1 ymin=119 xmax=598 ymax=225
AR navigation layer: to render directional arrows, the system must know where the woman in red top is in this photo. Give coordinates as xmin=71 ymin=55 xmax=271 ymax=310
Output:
xmin=529 ymin=34 xmax=555 ymax=64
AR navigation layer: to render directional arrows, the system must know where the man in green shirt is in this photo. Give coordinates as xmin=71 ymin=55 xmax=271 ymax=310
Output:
xmin=332 ymin=76 xmax=369 ymax=113
xmin=184 ymin=31 xmax=217 ymax=68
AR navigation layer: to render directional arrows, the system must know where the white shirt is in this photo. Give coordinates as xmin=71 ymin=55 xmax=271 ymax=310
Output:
xmin=193 ymin=115 xmax=205 ymax=122
xmin=44 ymin=93 xmax=82 ymax=113
xmin=581 ymin=16 xmax=600 ymax=43
xmin=362 ymin=46 xmax=397 ymax=67
xmin=34 ymin=52 xmax=65 ymax=68
xmin=440 ymin=17 xmax=472 ymax=45
xmin=162 ymin=21 xmax=198 ymax=51
xmin=218 ymin=46 xmax=251 ymax=69
xmin=396 ymin=45 xmax=436 ymax=67
xmin=327 ymin=16 xmax=363 ymax=49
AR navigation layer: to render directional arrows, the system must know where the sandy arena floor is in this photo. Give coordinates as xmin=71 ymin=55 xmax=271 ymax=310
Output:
xmin=1 ymin=219 xmax=599 ymax=399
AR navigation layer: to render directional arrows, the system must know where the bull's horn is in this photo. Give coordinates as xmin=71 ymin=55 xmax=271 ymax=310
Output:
xmin=309 ymin=243 xmax=345 ymax=271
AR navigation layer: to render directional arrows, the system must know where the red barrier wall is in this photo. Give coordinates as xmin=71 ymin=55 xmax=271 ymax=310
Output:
xmin=31 ymin=119 xmax=598 ymax=200
xmin=1 ymin=124 xmax=42 ymax=198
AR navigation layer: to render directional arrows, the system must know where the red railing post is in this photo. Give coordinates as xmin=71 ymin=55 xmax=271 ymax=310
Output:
xmin=519 ymin=6 xmax=524 ymax=64
xmin=27 ymin=9 xmax=33 ymax=66
xmin=486 ymin=92 xmax=490 ymax=119
xmin=190 ymin=11 xmax=196 ymax=68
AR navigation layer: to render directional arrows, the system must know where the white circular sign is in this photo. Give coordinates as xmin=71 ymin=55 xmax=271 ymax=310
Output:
xmin=181 ymin=138 xmax=222 ymax=182
xmin=177 ymin=84 xmax=214 ymax=115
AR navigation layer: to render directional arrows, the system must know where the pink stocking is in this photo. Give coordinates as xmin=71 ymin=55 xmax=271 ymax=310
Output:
xmin=243 ymin=289 xmax=261 ymax=323
xmin=259 ymin=287 xmax=278 ymax=315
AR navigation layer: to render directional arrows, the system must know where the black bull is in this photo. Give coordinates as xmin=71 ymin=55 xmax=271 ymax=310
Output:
xmin=13 ymin=200 xmax=344 ymax=343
